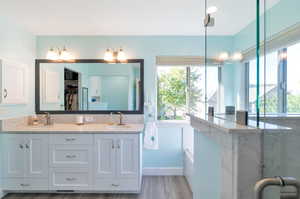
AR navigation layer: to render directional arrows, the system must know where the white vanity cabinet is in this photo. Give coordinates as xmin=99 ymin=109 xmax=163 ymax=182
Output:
xmin=1 ymin=132 xmax=142 ymax=193
xmin=94 ymin=134 xmax=141 ymax=192
xmin=49 ymin=134 xmax=93 ymax=191
xmin=2 ymin=134 xmax=49 ymax=190
xmin=0 ymin=60 xmax=28 ymax=104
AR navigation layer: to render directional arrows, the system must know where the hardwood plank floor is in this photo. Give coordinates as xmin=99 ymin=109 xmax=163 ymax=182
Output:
xmin=3 ymin=176 xmax=192 ymax=199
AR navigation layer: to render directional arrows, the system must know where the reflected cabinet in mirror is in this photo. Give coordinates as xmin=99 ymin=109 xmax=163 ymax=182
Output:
xmin=35 ymin=59 xmax=144 ymax=114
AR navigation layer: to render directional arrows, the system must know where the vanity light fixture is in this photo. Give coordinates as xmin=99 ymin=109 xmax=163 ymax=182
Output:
xmin=46 ymin=46 xmax=74 ymax=61
xmin=217 ymin=51 xmax=243 ymax=62
xmin=104 ymin=48 xmax=127 ymax=63
xmin=279 ymin=51 xmax=288 ymax=60
xmin=231 ymin=52 xmax=243 ymax=61
xmin=218 ymin=52 xmax=230 ymax=61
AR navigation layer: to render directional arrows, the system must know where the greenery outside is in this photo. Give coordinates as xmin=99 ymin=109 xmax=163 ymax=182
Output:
xmin=157 ymin=67 xmax=203 ymax=120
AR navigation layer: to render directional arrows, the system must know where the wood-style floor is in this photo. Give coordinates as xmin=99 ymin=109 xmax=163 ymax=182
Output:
xmin=3 ymin=176 xmax=192 ymax=199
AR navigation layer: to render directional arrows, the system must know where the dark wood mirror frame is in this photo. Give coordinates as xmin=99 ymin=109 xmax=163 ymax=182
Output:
xmin=35 ymin=59 xmax=144 ymax=114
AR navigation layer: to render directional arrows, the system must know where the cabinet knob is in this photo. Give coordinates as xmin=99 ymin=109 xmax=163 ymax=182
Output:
xmin=25 ymin=144 xmax=30 ymax=149
xmin=111 ymin=184 xmax=120 ymax=187
xmin=20 ymin=183 xmax=30 ymax=187
xmin=65 ymin=138 xmax=76 ymax=142
xmin=19 ymin=144 xmax=24 ymax=149
xmin=66 ymin=177 xmax=77 ymax=181
xmin=66 ymin=154 xmax=76 ymax=158
xmin=3 ymin=89 xmax=8 ymax=98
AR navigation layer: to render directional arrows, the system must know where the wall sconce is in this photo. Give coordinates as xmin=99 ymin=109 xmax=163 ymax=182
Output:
xmin=46 ymin=46 xmax=74 ymax=61
xmin=104 ymin=48 xmax=127 ymax=63
xmin=217 ymin=51 xmax=243 ymax=62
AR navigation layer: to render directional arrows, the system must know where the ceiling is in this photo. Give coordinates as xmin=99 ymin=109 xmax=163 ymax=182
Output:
xmin=0 ymin=0 xmax=280 ymax=36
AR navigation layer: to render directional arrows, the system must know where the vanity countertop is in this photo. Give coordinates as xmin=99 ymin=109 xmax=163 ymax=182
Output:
xmin=1 ymin=123 xmax=144 ymax=134
xmin=189 ymin=114 xmax=292 ymax=134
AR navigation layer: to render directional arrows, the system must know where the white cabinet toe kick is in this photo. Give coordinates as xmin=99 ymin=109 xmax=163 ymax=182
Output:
xmin=0 ymin=133 xmax=143 ymax=193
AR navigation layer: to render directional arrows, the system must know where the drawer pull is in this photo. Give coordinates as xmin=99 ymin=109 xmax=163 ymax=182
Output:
xmin=111 ymin=184 xmax=120 ymax=187
xmin=66 ymin=177 xmax=77 ymax=181
xmin=65 ymin=154 xmax=77 ymax=158
xmin=65 ymin=138 xmax=76 ymax=142
xmin=20 ymin=183 xmax=30 ymax=187
xmin=3 ymin=89 xmax=8 ymax=98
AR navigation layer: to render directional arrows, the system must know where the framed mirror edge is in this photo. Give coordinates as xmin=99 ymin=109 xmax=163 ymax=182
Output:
xmin=35 ymin=59 xmax=144 ymax=114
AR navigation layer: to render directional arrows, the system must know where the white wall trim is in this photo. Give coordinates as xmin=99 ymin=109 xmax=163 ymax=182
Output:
xmin=156 ymin=120 xmax=191 ymax=128
xmin=143 ymin=167 xmax=183 ymax=176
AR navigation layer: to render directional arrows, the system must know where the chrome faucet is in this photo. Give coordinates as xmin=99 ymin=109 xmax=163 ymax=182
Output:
xmin=117 ymin=112 xmax=124 ymax=125
xmin=44 ymin=112 xmax=53 ymax=126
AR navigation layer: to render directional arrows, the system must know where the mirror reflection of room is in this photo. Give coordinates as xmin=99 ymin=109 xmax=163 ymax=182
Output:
xmin=40 ymin=63 xmax=141 ymax=111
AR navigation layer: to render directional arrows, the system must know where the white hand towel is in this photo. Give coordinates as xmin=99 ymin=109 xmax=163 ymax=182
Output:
xmin=144 ymin=121 xmax=159 ymax=150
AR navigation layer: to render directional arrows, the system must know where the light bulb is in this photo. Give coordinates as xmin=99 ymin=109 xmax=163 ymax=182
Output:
xmin=117 ymin=48 xmax=127 ymax=62
xmin=60 ymin=47 xmax=73 ymax=60
xmin=218 ymin=52 xmax=229 ymax=61
xmin=232 ymin=52 xmax=243 ymax=61
xmin=104 ymin=49 xmax=114 ymax=61
xmin=47 ymin=48 xmax=59 ymax=60
xmin=279 ymin=52 xmax=287 ymax=60
xmin=207 ymin=6 xmax=218 ymax=14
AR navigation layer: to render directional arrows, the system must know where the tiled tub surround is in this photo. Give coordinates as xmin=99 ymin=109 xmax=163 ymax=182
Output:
xmin=189 ymin=114 xmax=292 ymax=199
xmin=0 ymin=115 xmax=144 ymax=194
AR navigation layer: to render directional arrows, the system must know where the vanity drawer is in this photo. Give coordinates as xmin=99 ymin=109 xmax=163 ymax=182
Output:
xmin=95 ymin=178 xmax=139 ymax=192
xmin=49 ymin=168 xmax=92 ymax=190
xmin=3 ymin=178 xmax=48 ymax=191
xmin=50 ymin=134 xmax=93 ymax=145
xmin=50 ymin=145 xmax=92 ymax=168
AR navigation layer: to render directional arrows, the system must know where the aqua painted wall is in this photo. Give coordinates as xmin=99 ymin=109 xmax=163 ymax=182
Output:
xmin=234 ymin=0 xmax=300 ymax=52
xmin=36 ymin=35 xmax=234 ymax=167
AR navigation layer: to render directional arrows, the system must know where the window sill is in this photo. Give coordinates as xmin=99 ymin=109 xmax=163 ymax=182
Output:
xmin=156 ymin=120 xmax=191 ymax=128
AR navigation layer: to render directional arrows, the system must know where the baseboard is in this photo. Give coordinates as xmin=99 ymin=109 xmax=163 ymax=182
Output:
xmin=143 ymin=167 xmax=183 ymax=176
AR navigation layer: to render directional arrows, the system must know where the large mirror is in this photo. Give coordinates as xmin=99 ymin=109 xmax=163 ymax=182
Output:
xmin=35 ymin=59 xmax=144 ymax=114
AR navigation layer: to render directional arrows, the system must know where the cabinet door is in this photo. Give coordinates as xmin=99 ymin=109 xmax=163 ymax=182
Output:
xmin=25 ymin=134 xmax=49 ymax=178
xmin=42 ymin=69 xmax=61 ymax=104
xmin=3 ymin=134 xmax=25 ymax=178
xmin=94 ymin=135 xmax=116 ymax=178
xmin=116 ymin=134 xmax=139 ymax=179
xmin=89 ymin=76 xmax=101 ymax=96
xmin=1 ymin=60 xmax=27 ymax=104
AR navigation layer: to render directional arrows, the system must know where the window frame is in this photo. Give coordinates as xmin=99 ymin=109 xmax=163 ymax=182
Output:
xmin=156 ymin=65 xmax=221 ymax=121
xmin=245 ymin=47 xmax=292 ymax=114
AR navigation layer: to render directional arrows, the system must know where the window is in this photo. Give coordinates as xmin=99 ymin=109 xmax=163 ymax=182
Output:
xmin=247 ymin=41 xmax=300 ymax=114
xmin=248 ymin=51 xmax=278 ymax=113
xmin=157 ymin=66 xmax=219 ymax=120
xmin=287 ymin=43 xmax=300 ymax=113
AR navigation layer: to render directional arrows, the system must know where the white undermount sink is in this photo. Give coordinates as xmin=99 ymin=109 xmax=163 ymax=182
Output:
xmin=105 ymin=124 xmax=131 ymax=129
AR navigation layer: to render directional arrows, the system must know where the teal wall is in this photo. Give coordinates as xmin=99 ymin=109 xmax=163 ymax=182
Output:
xmin=234 ymin=0 xmax=300 ymax=52
xmin=227 ymin=0 xmax=300 ymax=111
xmin=0 ymin=17 xmax=36 ymax=119
xmin=36 ymin=35 xmax=234 ymax=167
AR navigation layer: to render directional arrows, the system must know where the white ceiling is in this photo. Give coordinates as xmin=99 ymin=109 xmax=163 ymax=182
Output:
xmin=0 ymin=0 xmax=280 ymax=36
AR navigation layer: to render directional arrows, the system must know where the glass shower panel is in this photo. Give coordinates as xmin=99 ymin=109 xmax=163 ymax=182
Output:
xmin=204 ymin=0 xmax=258 ymax=124
xmin=260 ymin=0 xmax=300 ymax=198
